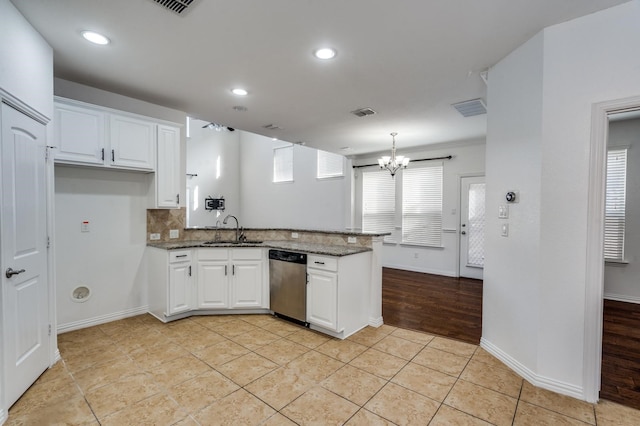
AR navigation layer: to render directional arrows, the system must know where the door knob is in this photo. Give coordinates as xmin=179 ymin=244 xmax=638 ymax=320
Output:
xmin=5 ymin=268 xmax=26 ymax=278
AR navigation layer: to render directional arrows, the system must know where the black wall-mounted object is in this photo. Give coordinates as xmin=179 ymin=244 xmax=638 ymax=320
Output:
xmin=205 ymin=197 xmax=225 ymax=211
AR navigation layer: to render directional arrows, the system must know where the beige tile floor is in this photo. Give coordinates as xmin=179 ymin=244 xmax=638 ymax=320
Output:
xmin=6 ymin=314 xmax=640 ymax=425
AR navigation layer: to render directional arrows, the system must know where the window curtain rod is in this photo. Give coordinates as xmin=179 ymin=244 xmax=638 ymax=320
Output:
xmin=352 ymin=155 xmax=452 ymax=169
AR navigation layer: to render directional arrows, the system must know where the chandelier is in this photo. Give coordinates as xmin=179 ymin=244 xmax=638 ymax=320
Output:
xmin=378 ymin=132 xmax=410 ymax=176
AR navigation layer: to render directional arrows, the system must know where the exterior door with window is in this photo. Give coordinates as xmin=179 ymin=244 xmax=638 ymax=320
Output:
xmin=460 ymin=176 xmax=485 ymax=279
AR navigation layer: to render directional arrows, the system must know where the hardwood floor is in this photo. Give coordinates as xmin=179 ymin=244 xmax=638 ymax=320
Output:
xmin=382 ymin=267 xmax=483 ymax=345
xmin=601 ymin=299 xmax=640 ymax=410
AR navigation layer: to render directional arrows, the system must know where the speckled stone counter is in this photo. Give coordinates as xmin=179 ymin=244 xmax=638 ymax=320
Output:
xmin=147 ymin=240 xmax=372 ymax=257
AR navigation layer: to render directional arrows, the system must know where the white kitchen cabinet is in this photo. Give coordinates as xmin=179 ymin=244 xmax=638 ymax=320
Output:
xmin=148 ymin=248 xmax=194 ymax=320
xmin=54 ymin=101 xmax=106 ymax=165
xmin=155 ymin=124 xmax=181 ymax=208
xmin=196 ymin=247 xmax=266 ymax=311
xmin=109 ymin=114 xmax=155 ymax=170
xmin=307 ymin=268 xmax=338 ymax=331
xmin=306 ymin=252 xmax=372 ymax=338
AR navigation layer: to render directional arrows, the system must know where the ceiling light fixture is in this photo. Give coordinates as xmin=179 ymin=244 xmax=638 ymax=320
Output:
xmin=231 ymin=88 xmax=248 ymax=96
xmin=81 ymin=30 xmax=110 ymax=45
xmin=314 ymin=48 xmax=336 ymax=60
xmin=378 ymin=132 xmax=409 ymax=177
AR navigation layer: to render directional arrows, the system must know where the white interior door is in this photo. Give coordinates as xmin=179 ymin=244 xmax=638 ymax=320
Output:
xmin=460 ymin=176 xmax=485 ymax=279
xmin=1 ymin=103 xmax=50 ymax=408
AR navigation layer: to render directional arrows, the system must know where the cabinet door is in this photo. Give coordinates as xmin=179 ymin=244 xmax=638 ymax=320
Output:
xmin=109 ymin=114 xmax=155 ymax=170
xmin=168 ymin=262 xmax=192 ymax=315
xmin=230 ymin=261 xmax=263 ymax=308
xmin=307 ymin=269 xmax=338 ymax=331
xmin=156 ymin=124 xmax=181 ymax=208
xmin=54 ymin=102 xmax=105 ymax=165
xmin=197 ymin=261 xmax=229 ymax=309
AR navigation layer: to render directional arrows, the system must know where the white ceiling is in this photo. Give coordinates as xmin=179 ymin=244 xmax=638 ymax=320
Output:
xmin=12 ymin=0 xmax=630 ymax=155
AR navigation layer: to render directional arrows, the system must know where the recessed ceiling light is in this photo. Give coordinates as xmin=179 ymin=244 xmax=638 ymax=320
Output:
xmin=81 ymin=31 xmax=110 ymax=45
xmin=314 ymin=48 xmax=336 ymax=60
xmin=231 ymin=88 xmax=248 ymax=96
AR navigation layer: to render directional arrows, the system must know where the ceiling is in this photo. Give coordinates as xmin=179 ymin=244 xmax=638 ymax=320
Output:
xmin=12 ymin=0 xmax=630 ymax=156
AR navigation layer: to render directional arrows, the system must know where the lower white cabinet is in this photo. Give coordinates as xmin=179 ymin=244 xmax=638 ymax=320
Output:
xmin=148 ymin=246 xmax=267 ymax=322
xmin=197 ymin=248 xmax=266 ymax=310
xmin=306 ymin=252 xmax=372 ymax=338
xmin=148 ymin=248 xmax=194 ymax=320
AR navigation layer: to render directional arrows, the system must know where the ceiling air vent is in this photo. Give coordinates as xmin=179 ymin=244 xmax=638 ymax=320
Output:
xmin=263 ymin=124 xmax=283 ymax=130
xmin=350 ymin=107 xmax=377 ymax=118
xmin=452 ymin=98 xmax=487 ymax=117
xmin=151 ymin=0 xmax=197 ymax=15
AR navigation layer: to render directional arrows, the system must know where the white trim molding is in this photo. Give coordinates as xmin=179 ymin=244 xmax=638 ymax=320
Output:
xmin=57 ymin=306 xmax=149 ymax=334
xmin=368 ymin=316 xmax=384 ymax=327
xmin=0 ymin=408 xmax=7 ymax=426
xmin=481 ymin=338 xmax=584 ymax=399
xmin=604 ymin=293 xmax=640 ymax=305
xmin=584 ymin=95 xmax=640 ymax=403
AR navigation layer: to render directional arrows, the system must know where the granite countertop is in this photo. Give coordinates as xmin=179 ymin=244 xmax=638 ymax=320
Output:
xmin=184 ymin=227 xmax=390 ymax=238
xmin=147 ymin=240 xmax=372 ymax=257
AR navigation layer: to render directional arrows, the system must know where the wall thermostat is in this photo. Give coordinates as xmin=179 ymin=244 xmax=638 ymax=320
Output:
xmin=506 ymin=191 xmax=517 ymax=203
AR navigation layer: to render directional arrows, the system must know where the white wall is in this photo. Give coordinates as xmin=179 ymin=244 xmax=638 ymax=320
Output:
xmin=54 ymin=167 xmax=149 ymax=329
xmin=186 ymin=120 xmax=241 ymax=227
xmin=240 ymin=132 xmax=351 ymax=230
xmin=604 ymin=117 xmax=640 ymax=302
xmin=484 ymin=0 xmax=640 ymax=399
xmin=353 ymin=140 xmax=485 ymax=277
xmin=0 ymin=0 xmax=53 ymax=119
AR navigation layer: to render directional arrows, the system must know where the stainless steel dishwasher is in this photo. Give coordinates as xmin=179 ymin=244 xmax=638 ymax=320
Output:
xmin=269 ymin=249 xmax=308 ymax=325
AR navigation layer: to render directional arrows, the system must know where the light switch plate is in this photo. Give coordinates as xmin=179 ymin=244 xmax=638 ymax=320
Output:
xmin=501 ymin=224 xmax=509 ymax=237
xmin=150 ymin=233 xmax=161 ymax=240
xmin=498 ymin=205 xmax=509 ymax=219
xmin=169 ymin=229 xmax=179 ymax=239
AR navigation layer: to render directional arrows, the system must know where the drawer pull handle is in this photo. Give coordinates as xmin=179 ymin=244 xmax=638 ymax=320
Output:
xmin=176 ymin=254 xmax=187 ymax=258
xmin=314 ymin=261 xmax=325 ymax=265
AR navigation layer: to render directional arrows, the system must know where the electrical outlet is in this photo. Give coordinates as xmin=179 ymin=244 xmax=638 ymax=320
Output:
xmin=347 ymin=236 xmax=357 ymax=244
xmin=81 ymin=221 xmax=90 ymax=232
xmin=413 ymin=252 xmax=419 ymax=259
xmin=150 ymin=233 xmax=161 ymax=241
xmin=291 ymin=232 xmax=299 ymax=239
xmin=169 ymin=229 xmax=179 ymax=239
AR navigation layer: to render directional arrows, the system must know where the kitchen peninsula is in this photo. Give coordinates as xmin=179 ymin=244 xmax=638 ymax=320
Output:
xmin=147 ymin=209 xmax=386 ymax=339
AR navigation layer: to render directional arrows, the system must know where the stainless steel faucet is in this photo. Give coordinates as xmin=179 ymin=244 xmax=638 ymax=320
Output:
xmin=222 ymin=214 xmax=240 ymax=242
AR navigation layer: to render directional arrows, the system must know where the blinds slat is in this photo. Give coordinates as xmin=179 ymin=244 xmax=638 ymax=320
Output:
xmin=604 ymin=148 xmax=627 ymax=261
xmin=317 ymin=150 xmax=344 ymax=178
xmin=402 ymin=165 xmax=443 ymax=246
xmin=273 ymin=145 xmax=293 ymax=182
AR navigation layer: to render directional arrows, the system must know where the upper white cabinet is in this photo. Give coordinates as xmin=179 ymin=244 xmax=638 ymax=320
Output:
xmin=155 ymin=124 xmax=181 ymax=208
xmin=109 ymin=114 xmax=155 ymax=170
xmin=54 ymin=102 xmax=105 ymax=165
xmin=53 ymin=97 xmax=180 ymax=174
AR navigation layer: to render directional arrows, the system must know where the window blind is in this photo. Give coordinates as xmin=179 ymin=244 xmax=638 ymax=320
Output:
xmin=317 ymin=150 xmax=344 ymax=179
xmin=362 ymin=170 xmax=395 ymax=240
xmin=605 ymin=148 xmax=627 ymax=261
xmin=273 ymin=145 xmax=293 ymax=183
xmin=402 ymin=164 xmax=443 ymax=246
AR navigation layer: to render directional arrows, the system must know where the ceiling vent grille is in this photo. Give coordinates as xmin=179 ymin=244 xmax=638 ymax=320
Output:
xmin=452 ymin=99 xmax=487 ymax=117
xmin=350 ymin=107 xmax=377 ymax=118
xmin=263 ymin=124 xmax=283 ymax=130
xmin=151 ymin=0 xmax=196 ymax=15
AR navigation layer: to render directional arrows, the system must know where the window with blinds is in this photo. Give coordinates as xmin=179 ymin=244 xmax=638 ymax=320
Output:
xmin=273 ymin=145 xmax=293 ymax=183
xmin=402 ymin=164 xmax=443 ymax=246
xmin=317 ymin=150 xmax=344 ymax=179
xmin=605 ymin=148 xmax=627 ymax=261
xmin=362 ymin=170 xmax=395 ymax=240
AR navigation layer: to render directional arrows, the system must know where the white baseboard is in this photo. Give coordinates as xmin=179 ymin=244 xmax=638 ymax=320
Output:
xmin=382 ymin=263 xmax=458 ymax=278
xmin=369 ymin=316 xmax=384 ymax=327
xmin=57 ymin=306 xmax=149 ymax=334
xmin=481 ymin=338 xmax=584 ymax=400
xmin=0 ymin=408 xmax=7 ymax=426
xmin=603 ymin=293 xmax=640 ymax=304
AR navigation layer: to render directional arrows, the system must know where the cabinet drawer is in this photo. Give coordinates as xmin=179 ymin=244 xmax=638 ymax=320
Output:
xmin=197 ymin=248 xmax=229 ymax=261
xmin=307 ymin=255 xmax=338 ymax=272
xmin=232 ymin=248 xmax=263 ymax=260
xmin=169 ymin=250 xmax=191 ymax=263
